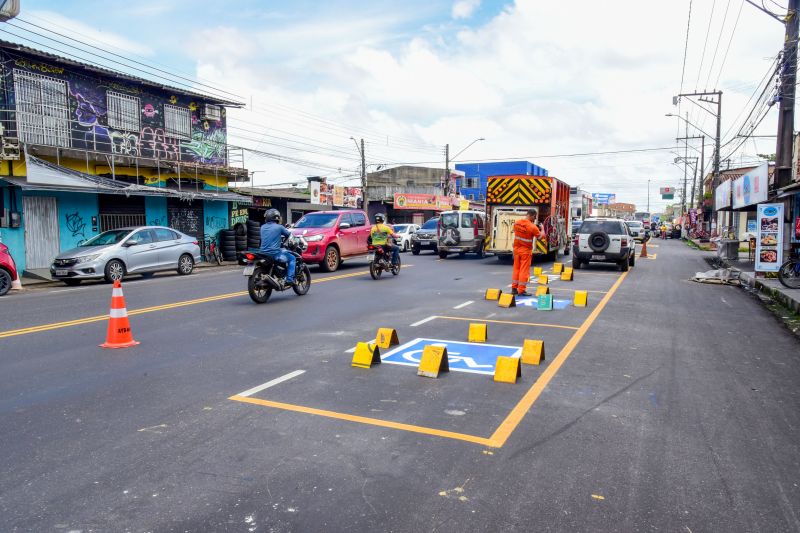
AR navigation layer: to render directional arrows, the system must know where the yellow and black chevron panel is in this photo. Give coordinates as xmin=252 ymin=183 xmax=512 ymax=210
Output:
xmin=534 ymin=239 xmax=549 ymax=254
xmin=486 ymin=176 xmax=552 ymax=205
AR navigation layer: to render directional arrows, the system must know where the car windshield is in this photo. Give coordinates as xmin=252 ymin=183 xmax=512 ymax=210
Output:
xmin=625 ymin=221 xmax=643 ymax=228
xmin=394 ymin=225 xmax=409 ymax=233
xmin=420 ymin=219 xmax=438 ymax=230
xmin=80 ymin=229 xmax=132 ymax=246
xmin=294 ymin=213 xmax=339 ymax=228
xmin=580 ymin=220 xmax=625 ymax=234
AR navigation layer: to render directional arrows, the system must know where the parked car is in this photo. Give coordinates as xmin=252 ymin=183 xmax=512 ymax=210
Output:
xmin=572 ymin=218 xmax=636 ymax=271
xmin=0 ymin=241 xmax=19 ymax=296
xmin=291 ymin=209 xmax=370 ymax=272
xmin=625 ymin=220 xmax=646 ymax=242
xmin=392 ymin=223 xmax=420 ymax=252
xmin=437 ymin=210 xmax=487 ymax=259
xmin=571 ymin=219 xmax=583 ymax=237
xmin=50 ymin=226 xmax=201 ymax=285
xmin=410 ymin=217 xmax=439 ymax=255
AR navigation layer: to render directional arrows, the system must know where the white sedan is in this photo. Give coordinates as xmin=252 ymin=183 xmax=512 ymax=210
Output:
xmin=392 ymin=224 xmax=420 ymax=252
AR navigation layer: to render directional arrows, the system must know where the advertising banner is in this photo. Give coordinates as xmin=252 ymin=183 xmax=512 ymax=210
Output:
xmin=342 ymin=187 xmax=362 ymax=208
xmin=309 ymin=181 xmax=321 ymax=204
xmin=319 ymin=182 xmax=332 ymax=205
xmin=332 ymin=186 xmax=345 ymax=207
xmin=715 ymin=180 xmax=731 ymax=210
xmin=591 ymin=193 xmax=616 ymax=205
xmin=755 ymin=203 xmax=784 ymax=272
xmin=659 ymin=187 xmax=674 ymax=195
xmin=393 ymin=193 xmax=451 ymax=211
xmin=732 ymin=163 xmax=769 ymax=209
xmin=688 ymin=208 xmax=697 ymax=225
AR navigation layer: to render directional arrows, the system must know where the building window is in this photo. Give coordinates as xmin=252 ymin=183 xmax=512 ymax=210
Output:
xmin=465 ymin=177 xmax=479 ymax=189
xmin=13 ymin=69 xmax=71 ymax=148
xmin=468 ymin=194 xmax=475 ymax=200
xmin=107 ymin=91 xmax=140 ymax=132
xmin=164 ymin=104 xmax=191 ymax=140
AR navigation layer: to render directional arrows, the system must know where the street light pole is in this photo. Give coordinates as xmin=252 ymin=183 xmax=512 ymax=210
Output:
xmin=447 ymin=137 xmax=485 ymax=197
xmin=647 ymin=179 xmax=650 ymax=214
xmin=350 ymin=137 xmax=367 ymax=209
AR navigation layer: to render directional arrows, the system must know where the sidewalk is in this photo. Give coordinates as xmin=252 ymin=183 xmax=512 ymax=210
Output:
xmin=724 ymin=253 xmax=800 ymax=314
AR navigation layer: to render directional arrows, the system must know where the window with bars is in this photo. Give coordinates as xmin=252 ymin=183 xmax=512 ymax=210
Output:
xmin=13 ymin=69 xmax=71 ymax=148
xmin=107 ymin=91 xmax=140 ymax=132
xmin=464 ymin=178 xmax=479 ymax=189
xmin=164 ymin=104 xmax=191 ymax=140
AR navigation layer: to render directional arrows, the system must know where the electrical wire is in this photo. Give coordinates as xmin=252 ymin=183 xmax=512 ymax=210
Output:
xmin=694 ymin=0 xmax=717 ymax=91
xmin=704 ymin=0 xmax=732 ymax=89
xmin=713 ymin=0 xmax=745 ymax=88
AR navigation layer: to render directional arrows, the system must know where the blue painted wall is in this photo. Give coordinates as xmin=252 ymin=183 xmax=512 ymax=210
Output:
xmin=53 ymin=192 xmax=98 ymax=252
xmin=203 ymin=200 xmax=229 ymax=237
xmin=145 ymin=196 xmax=168 ymax=227
xmin=0 ymin=186 xmax=25 ymax=272
xmin=455 ymin=161 xmax=549 ymax=201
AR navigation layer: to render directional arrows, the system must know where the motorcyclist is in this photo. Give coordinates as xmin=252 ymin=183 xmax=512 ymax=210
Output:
xmin=259 ymin=208 xmax=295 ymax=285
xmin=368 ymin=213 xmax=400 ymax=266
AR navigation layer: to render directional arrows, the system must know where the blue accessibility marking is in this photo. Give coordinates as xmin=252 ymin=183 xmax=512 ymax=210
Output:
xmin=516 ymin=297 xmax=572 ymax=309
xmin=381 ymin=338 xmax=521 ymax=375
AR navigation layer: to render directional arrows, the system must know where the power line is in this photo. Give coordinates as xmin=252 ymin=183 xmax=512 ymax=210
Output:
xmin=705 ymin=0 xmax=732 ymax=89
xmin=695 ymin=0 xmax=717 ymax=90
xmin=713 ymin=0 xmax=745 ymax=88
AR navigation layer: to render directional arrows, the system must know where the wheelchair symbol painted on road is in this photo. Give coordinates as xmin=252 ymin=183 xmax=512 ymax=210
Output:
xmin=382 ymin=338 xmax=521 ymax=375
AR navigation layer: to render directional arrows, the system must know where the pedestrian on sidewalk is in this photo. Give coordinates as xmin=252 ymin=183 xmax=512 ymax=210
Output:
xmin=511 ymin=209 xmax=543 ymax=296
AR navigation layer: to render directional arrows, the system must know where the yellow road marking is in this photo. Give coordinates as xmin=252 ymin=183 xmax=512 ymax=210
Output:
xmin=488 ymin=271 xmax=628 ymax=447
xmin=643 ymin=253 xmax=657 ymax=259
xmin=435 ymin=315 xmax=579 ymax=331
xmin=0 ymin=269 xmax=369 ymax=339
xmin=228 ymin=395 xmax=495 ymax=447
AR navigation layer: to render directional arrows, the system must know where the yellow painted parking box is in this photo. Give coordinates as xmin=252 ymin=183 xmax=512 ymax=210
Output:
xmin=494 ymin=356 xmax=522 ymax=384
xmin=468 ymin=323 xmax=488 ymax=343
xmin=375 ymin=328 xmax=399 ymax=349
xmin=352 ymin=342 xmax=381 ymax=368
xmin=521 ymin=339 xmax=545 ymax=365
xmin=417 ymin=345 xmax=449 ymax=378
xmin=574 ymin=290 xmax=588 ymax=307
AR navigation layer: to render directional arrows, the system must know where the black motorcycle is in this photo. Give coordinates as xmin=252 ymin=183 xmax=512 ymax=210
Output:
xmin=239 ymin=236 xmax=311 ymax=303
xmin=368 ymin=243 xmax=401 ymax=279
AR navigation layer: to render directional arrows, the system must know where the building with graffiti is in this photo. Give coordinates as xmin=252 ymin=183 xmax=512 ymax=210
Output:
xmin=0 ymin=40 xmax=250 ymax=275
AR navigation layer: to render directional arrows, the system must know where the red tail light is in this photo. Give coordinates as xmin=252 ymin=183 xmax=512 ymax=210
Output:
xmin=573 ymin=235 xmax=579 ymax=246
xmin=621 ymin=239 xmax=628 ymax=247
xmin=367 ymin=244 xmax=375 ymax=250
xmin=193 ymin=241 xmax=199 ymax=246
xmin=437 ymin=218 xmax=442 ymax=237
xmin=245 ymin=253 xmax=255 ymax=261
xmin=473 ymin=217 xmax=478 ymax=237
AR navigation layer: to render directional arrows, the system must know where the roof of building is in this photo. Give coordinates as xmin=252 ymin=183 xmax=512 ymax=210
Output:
xmin=0 ymin=39 xmax=244 ymax=107
xmin=230 ymin=187 xmax=311 ymax=200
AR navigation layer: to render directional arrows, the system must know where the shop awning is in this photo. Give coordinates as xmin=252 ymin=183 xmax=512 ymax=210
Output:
xmin=776 ymin=181 xmax=800 ymax=198
xmin=0 ymin=155 xmax=251 ymax=204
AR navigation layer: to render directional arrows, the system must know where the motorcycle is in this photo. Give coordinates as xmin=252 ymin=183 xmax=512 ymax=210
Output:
xmin=239 ymin=236 xmax=311 ymax=304
xmin=368 ymin=243 xmax=401 ymax=279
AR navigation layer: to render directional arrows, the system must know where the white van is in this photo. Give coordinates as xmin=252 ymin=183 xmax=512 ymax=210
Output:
xmin=437 ymin=210 xmax=488 ymax=259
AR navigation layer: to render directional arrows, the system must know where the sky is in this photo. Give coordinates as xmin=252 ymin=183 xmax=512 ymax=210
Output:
xmin=0 ymin=0 xmax=788 ymax=213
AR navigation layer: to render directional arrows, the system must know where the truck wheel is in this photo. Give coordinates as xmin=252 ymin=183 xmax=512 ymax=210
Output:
xmin=412 ymin=245 xmax=420 ymax=256
xmin=573 ymin=258 xmax=583 ymax=269
xmin=476 ymin=242 xmax=485 ymax=259
xmin=438 ymin=251 xmax=448 ymax=259
xmin=619 ymin=258 xmax=629 ymax=272
xmin=320 ymin=245 xmax=340 ymax=272
xmin=563 ymin=246 xmax=570 ymax=256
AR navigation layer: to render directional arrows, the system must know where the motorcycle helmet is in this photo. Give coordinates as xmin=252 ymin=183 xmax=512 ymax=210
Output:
xmin=264 ymin=208 xmax=281 ymax=224
xmin=374 ymin=213 xmax=386 ymax=224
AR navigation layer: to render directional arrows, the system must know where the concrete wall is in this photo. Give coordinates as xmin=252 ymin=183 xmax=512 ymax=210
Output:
xmin=0 ymin=187 xmax=25 ymax=272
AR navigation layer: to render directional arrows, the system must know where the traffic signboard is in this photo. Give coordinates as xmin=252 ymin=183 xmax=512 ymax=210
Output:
xmin=381 ymin=338 xmax=521 ymax=375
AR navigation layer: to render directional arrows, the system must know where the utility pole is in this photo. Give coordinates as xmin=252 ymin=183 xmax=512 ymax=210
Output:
xmin=683 ymin=112 xmax=688 ymax=217
xmin=352 ymin=137 xmax=367 ymax=210
xmin=444 ymin=144 xmax=450 ymax=196
xmin=775 ymin=0 xmax=799 ymax=189
xmin=647 ymin=179 xmax=650 ymax=214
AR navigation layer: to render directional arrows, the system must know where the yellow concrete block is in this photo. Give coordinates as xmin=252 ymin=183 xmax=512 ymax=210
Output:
xmin=533 ymin=266 xmax=543 ymax=277
xmin=485 ymin=288 xmax=502 ymax=300
xmin=574 ymin=290 xmax=588 ymax=307
xmin=521 ymin=339 xmax=545 ymax=365
xmin=561 ymin=267 xmax=574 ymax=281
xmin=417 ymin=345 xmax=450 ymax=378
xmin=468 ymin=323 xmax=488 ymax=343
xmin=352 ymin=342 xmax=381 ymax=368
xmin=538 ymin=275 xmax=549 ymax=285
xmin=553 ymin=262 xmax=564 ymax=274
xmin=535 ymin=285 xmax=549 ymax=297
xmin=498 ymin=293 xmax=516 ymax=308
xmin=494 ymin=356 xmax=522 ymax=383
xmin=375 ymin=328 xmax=399 ymax=349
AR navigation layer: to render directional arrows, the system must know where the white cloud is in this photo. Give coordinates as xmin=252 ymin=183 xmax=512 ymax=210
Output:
xmin=452 ymin=0 xmax=481 ymax=20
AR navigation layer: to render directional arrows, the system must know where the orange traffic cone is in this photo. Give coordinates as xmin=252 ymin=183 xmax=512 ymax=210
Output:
xmin=100 ymin=280 xmax=139 ymax=349
xmin=640 ymin=238 xmax=648 ymax=258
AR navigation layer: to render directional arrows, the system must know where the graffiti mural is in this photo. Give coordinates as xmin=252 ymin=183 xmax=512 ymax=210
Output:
xmin=149 ymin=216 xmax=167 ymax=227
xmin=3 ymin=49 xmax=228 ymax=167
xmin=205 ymin=216 xmax=227 ymax=231
xmin=65 ymin=212 xmax=87 ymax=239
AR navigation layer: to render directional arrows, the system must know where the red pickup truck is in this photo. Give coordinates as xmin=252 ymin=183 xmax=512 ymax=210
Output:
xmin=291 ymin=209 xmax=371 ymax=272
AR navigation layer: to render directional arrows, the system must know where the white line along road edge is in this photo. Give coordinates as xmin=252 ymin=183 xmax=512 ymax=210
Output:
xmin=453 ymin=300 xmax=474 ymax=310
xmin=236 ymin=370 xmax=306 ymax=398
xmin=410 ymin=316 xmax=437 ymax=327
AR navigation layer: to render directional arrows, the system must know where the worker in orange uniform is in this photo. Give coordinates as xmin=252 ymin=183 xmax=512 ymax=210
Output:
xmin=511 ymin=209 xmax=544 ymax=296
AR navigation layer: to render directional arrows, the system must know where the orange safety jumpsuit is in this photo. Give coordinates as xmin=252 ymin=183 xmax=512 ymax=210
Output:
xmin=511 ymin=219 xmax=542 ymax=293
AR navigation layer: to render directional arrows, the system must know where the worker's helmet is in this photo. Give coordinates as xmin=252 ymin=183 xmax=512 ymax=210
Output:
xmin=374 ymin=213 xmax=386 ymax=224
xmin=264 ymin=208 xmax=281 ymax=224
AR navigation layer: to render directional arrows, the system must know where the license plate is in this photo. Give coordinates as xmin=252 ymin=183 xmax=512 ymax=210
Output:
xmin=591 ymin=255 xmax=606 ymax=260
xmin=420 ymin=240 xmax=431 ymax=245
xmin=243 ymin=265 xmax=255 ymax=276
xmin=56 ymin=269 xmax=68 ymax=276
xmin=367 ymin=253 xmax=375 ymax=261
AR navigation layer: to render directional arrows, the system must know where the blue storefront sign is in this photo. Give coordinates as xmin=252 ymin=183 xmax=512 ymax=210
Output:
xmin=381 ymin=338 xmax=521 ymax=375
xmin=591 ymin=193 xmax=616 ymax=205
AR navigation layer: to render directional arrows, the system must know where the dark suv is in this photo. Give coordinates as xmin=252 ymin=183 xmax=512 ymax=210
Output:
xmin=410 ymin=217 xmax=439 ymax=255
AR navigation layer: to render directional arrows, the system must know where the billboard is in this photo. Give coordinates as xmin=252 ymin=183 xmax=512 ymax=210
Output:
xmin=732 ymin=163 xmax=769 ymax=209
xmin=591 ymin=193 xmax=616 ymax=205
xmin=755 ymin=204 xmax=784 ymax=272
xmin=715 ymin=180 xmax=731 ymax=210
xmin=659 ymin=187 xmax=675 ymax=195
xmin=393 ymin=193 xmax=452 ymax=211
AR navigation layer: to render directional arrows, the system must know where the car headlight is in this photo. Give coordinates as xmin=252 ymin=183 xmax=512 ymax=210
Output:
xmin=305 ymin=234 xmax=324 ymax=242
xmin=76 ymin=254 xmax=101 ymax=264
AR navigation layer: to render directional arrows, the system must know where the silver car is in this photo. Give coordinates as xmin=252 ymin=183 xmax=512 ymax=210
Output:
xmin=50 ymin=226 xmax=201 ymax=286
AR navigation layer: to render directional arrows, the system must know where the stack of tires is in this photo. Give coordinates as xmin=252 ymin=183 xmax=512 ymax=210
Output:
xmin=219 ymin=229 xmax=237 ymax=261
xmin=246 ymin=219 xmax=261 ymax=250
xmin=234 ymin=223 xmax=248 ymax=255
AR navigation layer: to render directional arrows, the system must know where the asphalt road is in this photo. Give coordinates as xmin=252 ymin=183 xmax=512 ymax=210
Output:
xmin=1 ymin=241 xmax=799 ymax=532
